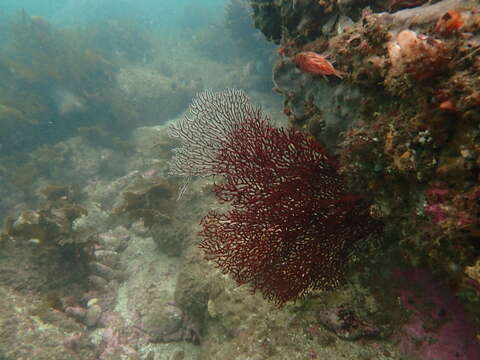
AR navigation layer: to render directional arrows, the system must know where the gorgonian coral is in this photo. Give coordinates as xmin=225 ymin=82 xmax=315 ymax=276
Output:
xmin=169 ymin=89 xmax=382 ymax=304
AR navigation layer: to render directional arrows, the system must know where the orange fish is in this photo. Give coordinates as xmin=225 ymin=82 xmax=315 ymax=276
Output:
xmin=294 ymin=51 xmax=343 ymax=79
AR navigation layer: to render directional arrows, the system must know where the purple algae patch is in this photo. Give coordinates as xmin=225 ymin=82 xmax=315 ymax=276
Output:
xmin=394 ymin=268 xmax=480 ymax=360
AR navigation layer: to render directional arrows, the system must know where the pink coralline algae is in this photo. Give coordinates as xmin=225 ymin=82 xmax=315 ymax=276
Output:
xmin=425 ymin=203 xmax=448 ymax=224
xmin=395 ymin=268 xmax=480 ymax=360
xmin=424 ymin=187 xmax=450 ymax=224
xmin=424 ymin=187 xmax=477 ymax=231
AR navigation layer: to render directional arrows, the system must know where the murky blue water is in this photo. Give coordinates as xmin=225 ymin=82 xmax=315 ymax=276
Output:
xmin=2 ymin=0 xmax=227 ymax=23
xmin=0 ymin=0 xmax=274 ymax=154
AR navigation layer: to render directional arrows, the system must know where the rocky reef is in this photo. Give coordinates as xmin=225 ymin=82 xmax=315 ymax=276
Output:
xmin=0 ymin=1 xmax=479 ymax=359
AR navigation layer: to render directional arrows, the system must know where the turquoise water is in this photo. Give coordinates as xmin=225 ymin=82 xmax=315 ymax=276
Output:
xmin=1 ymin=0 xmax=227 ymax=21
xmin=1 ymin=0 xmax=231 ymax=36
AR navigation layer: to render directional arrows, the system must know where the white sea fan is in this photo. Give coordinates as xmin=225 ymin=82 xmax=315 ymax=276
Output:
xmin=167 ymin=88 xmax=267 ymax=198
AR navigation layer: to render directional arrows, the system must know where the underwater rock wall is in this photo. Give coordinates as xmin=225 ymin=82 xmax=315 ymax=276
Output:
xmin=250 ymin=0 xmax=480 ymax=357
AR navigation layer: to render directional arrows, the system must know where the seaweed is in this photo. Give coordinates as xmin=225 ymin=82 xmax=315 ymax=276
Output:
xmin=114 ymin=179 xmax=177 ymax=229
xmin=0 ymin=11 xmax=133 ymax=154
xmin=84 ymin=19 xmax=153 ymax=63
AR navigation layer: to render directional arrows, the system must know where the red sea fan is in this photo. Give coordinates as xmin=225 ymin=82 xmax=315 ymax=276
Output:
xmin=198 ymin=115 xmax=381 ymax=305
xmin=169 ymin=89 xmax=381 ymax=305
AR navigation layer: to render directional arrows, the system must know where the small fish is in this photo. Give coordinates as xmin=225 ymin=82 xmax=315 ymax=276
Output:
xmin=294 ymin=51 xmax=343 ymax=79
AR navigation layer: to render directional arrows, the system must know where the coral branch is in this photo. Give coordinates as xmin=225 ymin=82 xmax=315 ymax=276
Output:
xmin=168 ymin=89 xmax=268 ymax=179
xmin=170 ymin=89 xmax=382 ymax=304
